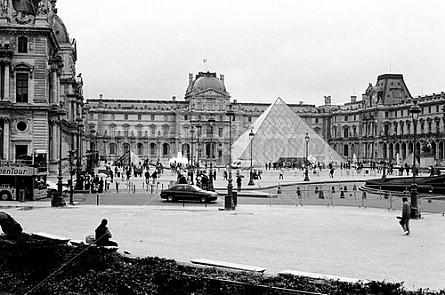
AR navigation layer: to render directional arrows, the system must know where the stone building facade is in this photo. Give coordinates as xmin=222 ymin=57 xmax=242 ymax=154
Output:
xmin=86 ymin=72 xmax=445 ymax=168
xmin=0 ymin=0 xmax=84 ymax=174
xmin=329 ymin=74 xmax=445 ymax=166
xmin=85 ymin=71 xmax=322 ymax=167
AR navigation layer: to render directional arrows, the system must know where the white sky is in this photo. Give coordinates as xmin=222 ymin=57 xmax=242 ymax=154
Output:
xmin=57 ymin=0 xmax=445 ymax=106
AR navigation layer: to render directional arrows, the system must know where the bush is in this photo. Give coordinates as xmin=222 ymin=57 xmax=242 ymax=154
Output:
xmin=0 ymin=234 xmax=443 ymax=294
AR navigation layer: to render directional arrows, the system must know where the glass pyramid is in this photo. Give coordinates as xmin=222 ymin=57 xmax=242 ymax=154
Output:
xmin=232 ymin=97 xmax=344 ymax=166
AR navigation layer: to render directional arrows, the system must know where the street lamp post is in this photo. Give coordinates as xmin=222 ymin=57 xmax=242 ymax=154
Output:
xmin=56 ymin=103 xmax=67 ymax=207
xmin=410 ymin=98 xmax=421 ymax=219
xmin=195 ymin=123 xmax=202 ymax=184
xmin=189 ymin=126 xmax=195 ymax=185
xmin=208 ymin=117 xmax=216 ymax=191
xmin=75 ymin=116 xmax=84 ymax=190
xmin=304 ymin=133 xmax=310 ymax=181
xmin=248 ymin=129 xmax=255 ymax=185
xmin=382 ymin=136 xmax=387 ymax=180
xmin=225 ymin=104 xmax=235 ymax=210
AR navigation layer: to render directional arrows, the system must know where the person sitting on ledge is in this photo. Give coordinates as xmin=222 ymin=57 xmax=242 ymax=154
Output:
xmin=0 ymin=212 xmax=23 ymax=236
xmin=95 ymin=219 xmax=118 ymax=247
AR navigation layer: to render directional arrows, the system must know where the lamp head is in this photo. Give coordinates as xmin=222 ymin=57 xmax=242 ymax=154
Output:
xmin=409 ymin=98 xmax=421 ymax=120
xmin=225 ymin=104 xmax=235 ymax=117
xmin=249 ymin=129 xmax=255 ymax=141
xmin=305 ymin=133 xmax=310 ymax=143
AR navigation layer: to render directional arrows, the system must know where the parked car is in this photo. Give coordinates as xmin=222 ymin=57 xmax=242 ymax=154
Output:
xmin=160 ymin=184 xmax=218 ymax=203
xmin=46 ymin=180 xmax=69 ymax=197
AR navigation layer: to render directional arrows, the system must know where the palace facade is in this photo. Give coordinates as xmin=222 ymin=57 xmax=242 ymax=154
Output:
xmin=85 ymin=72 xmax=445 ymax=168
xmin=0 ymin=0 xmax=84 ymax=174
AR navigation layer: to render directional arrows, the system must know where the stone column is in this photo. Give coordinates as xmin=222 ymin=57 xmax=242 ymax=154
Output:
xmin=50 ymin=120 xmax=57 ymax=162
xmin=4 ymin=62 xmax=10 ymax=100
xmin=3 ymin=118 xmax=9 ymax=160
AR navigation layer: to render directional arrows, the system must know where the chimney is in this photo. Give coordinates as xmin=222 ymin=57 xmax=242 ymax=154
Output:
xmin=299 ymin=101 xmax=303 ymax=105
xmin=189 ymin=73 xmax=193 ymax=86
xmin=233 ymin=99 xmax=237 ymax=104
xmin=220 ymin=74 xmax=225 ymax=83
xmin=99 ymin=93 xmax=103 ymax=99
xmin=172 ymin=96 xmax=176 ymax=101
xmin=351 ymin=96 xmax=357 ymax=103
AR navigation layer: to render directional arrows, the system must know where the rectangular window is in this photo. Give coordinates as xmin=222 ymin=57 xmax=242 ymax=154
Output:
xmin=164 ymin=115 xmax=168 ymax=121
xmin=184 ymin=115 xmax=188 ymax=121
xmin=344 ymin=115 xmax=348 ymax=122
xmin=124 ymin=114 xmax=128 ymax=120
xmin=151 ymin=115 xmax=155 ymax=121
xmin=218 ymin=128 xmax=223 ymax=137
xmin=16 ymin=73 xmax=28 ymax=102
xmin=18 ymin=37 xmax=27 ymax=53
xmin=138 ymin=114 xmax=142 ymax=120
xmin=315 ymin=118 xmax=319 ymax=124
xmin=248 ymin=117 xmax=252 ymax=122
xmin=124 ymin=130 xmax=129 ymax=137
xmin=137 ymin=130 xmax=142 ymax=137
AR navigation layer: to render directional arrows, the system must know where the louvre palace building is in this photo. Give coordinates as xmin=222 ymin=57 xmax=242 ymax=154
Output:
xmin=85 ymin=72 xmax=445 ymax=168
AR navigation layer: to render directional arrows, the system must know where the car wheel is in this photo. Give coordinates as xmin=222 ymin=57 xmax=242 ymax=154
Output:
xmin=167 ymin=195 xmax=174 ymax=202
xmin=200 ymin=196 xmax=207 ymax=203
xmin=0 ymin=191 xmax=11 ymax=201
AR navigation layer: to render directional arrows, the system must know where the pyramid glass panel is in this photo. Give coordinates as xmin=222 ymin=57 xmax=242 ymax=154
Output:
xmin=232 ymin=97 xmax=344 ymax=166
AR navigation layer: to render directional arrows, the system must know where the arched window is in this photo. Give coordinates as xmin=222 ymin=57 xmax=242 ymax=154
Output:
xmin=162 ymin=143 xmax=170 ymax=157
xmin=150 ymin=143 xmax=157 ymax=157
xmin=109 ymin=143 xmax=117 ymax=155
xmin=123 ymin=143 xmax=130 ymax=154
xmin=136 ymin=143 xmax=143 ymax=155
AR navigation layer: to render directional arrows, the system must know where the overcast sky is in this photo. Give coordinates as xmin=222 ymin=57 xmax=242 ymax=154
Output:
xmin=57 ymin=0 xmax=445 ymax=106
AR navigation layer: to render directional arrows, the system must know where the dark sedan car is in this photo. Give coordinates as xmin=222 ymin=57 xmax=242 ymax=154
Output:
xmin=160 ymin=184 xmax=218 ymax=203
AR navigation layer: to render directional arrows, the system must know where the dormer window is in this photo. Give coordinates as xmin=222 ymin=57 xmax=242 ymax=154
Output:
xmin=18 ymin=37 xmax=27 ymax=53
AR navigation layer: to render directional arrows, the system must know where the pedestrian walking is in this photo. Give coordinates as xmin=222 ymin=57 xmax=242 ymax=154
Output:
xmin=296 ymin=187 xmax=302 ymax=206
xmin=399 ymin=197 xmax=412 ymax=235
xmin=236 ymin=175 xmax=242 ymax=192
xmin=329 ymin=168 xmax=335 ymax=178
xmin=279 ymin=168 xmax=284 ymax=179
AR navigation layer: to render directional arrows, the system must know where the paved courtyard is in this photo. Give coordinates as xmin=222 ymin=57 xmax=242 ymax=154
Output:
xmin=2 ymin=168 xmax=444 ymax=291
xmin=2 ymin=203 xmax=444 ymax=291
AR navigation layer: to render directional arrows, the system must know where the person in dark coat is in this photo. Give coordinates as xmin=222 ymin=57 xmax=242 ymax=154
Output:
xmin=95 ymin=219 xmax=118 ymax=247
xmin=0 ymin=212 xmax=23 ymax=235
xmin=236 ymin=175 xmax=242 ymax=192
xmin=98 ymin=177 xmax=104 ymax=193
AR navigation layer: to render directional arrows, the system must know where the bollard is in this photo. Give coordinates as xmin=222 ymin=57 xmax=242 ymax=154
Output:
xmin=359 ymin=191 xmax=367 ymax=208
xmin=428 ymin=187 xmax=432 ymax=203
xmin=96 ymin=194 xmax=99 ymax=206
xmin=151 ymin=184 xmax=153 ymax=194
xmin=387 ymin=192 xmax=394 ymax=211
xmin=133 ymin=184 xmax=136 ymax=194
xmin=328 ymin=190 xmax=334 ymax=207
